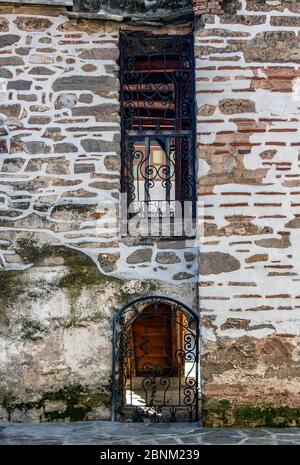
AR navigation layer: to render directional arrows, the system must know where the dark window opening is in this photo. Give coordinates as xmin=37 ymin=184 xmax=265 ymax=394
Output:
xmin=120 ymin=34 xmax=196 ymax=236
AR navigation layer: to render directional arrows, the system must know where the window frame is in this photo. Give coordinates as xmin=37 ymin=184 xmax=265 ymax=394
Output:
xmin=120 ymin=33 xmax=197 ymax=238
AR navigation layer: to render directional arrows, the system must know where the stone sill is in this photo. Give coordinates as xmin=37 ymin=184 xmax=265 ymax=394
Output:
xmin=0 ymin=2 xmax=194 ymax=24
xmin=68 ymin=8 xmax=194 ymax=24
xmin=68 ymin=11 xmax=124 ymax=22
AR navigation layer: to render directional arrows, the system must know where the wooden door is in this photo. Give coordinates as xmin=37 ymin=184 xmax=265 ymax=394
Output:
xmin=127 ymin=304 xmax=185 ymax=377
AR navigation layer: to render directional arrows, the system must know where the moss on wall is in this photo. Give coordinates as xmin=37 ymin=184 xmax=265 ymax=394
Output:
xmin=0 ymin=270 xmax=26 ymax=326
xmin=235 ymin=404 xmax=300 ymax=427
xmin=116 ymin=279 xmax=160 ymax=305
xmin=58 ymin=259 xmax=122 ymax=326
xmin=14 ymin=240 xmax=95 ymax=267
xmin=17 ymin=318 xmax=48 ymax=342
xmin=203 ymin=398 xmax=300 ymax=427
xmin=15 ymin=240 xmax=51 ymax=265
xmin=0 ymin=240 xmax=168 ymax=329
xmin=2 ymin=384 xmax=111 ymax=422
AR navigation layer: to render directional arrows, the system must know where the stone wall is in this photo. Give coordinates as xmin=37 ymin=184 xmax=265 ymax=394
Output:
xmin=1 ymin=0 xmax=300 ymax=426
xmin=0 ymin=4 xmax=197 ymax=422
xmin=197 ymin=0 xmax=300 ymax=426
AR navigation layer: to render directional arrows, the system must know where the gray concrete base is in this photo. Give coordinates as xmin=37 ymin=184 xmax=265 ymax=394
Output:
xmin=1 ymin=421 xmax=300 ymax=445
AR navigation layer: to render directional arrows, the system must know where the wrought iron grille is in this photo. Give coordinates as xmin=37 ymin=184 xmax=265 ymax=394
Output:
xmin=120 ymin=34 xmax=196 ymax=228
xmin=112 ymin=296 xmax=200 ymax=423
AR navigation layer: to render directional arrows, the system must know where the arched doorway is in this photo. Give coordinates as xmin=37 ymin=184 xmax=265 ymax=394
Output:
xmin=112 ymin=296 xmax=200 ymax=422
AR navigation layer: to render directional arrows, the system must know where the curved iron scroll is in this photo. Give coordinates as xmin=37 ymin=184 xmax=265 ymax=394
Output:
xmin=112 ymin=296 xmax=200 ymax=423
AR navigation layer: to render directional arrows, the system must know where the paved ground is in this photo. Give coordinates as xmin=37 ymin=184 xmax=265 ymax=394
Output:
xmin=1 ymin=421 xmax=300 ymax=445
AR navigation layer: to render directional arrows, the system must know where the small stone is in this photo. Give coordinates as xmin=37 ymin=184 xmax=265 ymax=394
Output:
xmin=17 ymin=94 xmax=37 ymax=102
xmin=15 ymin=47 xmax=31 ymax=55
xmin=0 ymin=18 xmax=9 ymax=32
xmin=126 ymin=248 xmax=152 ymax=264
xmin=156 ymin=252 xmax=180 ymax=264
xmin=39 ymin=37 xmax=52 ymax=44
xmin=81 ymin=64 xmax=97 ymax=72
xmin=200 ymin=252 xmax=241 ymax=275
xmin=42 ymin=128 xmax=63 ymax=141
xmin=198 ymin=104 xmax=216 ymax=116
xmin=1 ymin=158 xmax=25 ymax=172
xmin=52 ymin=75 xmax=118 ymax=94
xmin=7 ymin=80 xmax=32 ymax=91
xmin=241 ymin=30 xmax=300 ymax=63
xmin=271 ymin=16 xmax=300 ymax=27
xmin=0 ymin=56 xmax=24 ymax=66
xmin=29 ymin=66 xmax=55 ymax=75
xmin=259 ymin=149 xmax=277 ymax=160
xmin=245 ymin=254 xmax=268 ymax=263
xmin=0 ymin=34 xmax=20 ymax=48
xmin=79 ymin=48 xmax=119 ymax=60
xmin=25 ymin=159 xmax=45 ymax=172
xmin=62 ymin=189 xmax=97 ymax=198
xmin=283 ymin=179 xmax=300 ymax=188
xmin=0 ymin=68 xmax=13 ymax=79
xmin=54 ymin=142 xmax=78 ymax=153
xmin=72 ymin=104 xmax=119 ymax=121
xmin=221 ymin=318 xmax=250 ymax=330
xmin=98 ymin=252 xmax=120 ymax=272
xmin=285 ymin=217 xmax=300 ymax=229
xmin=105 ymin=64 xmax=118 ymax=75
xmin=36 ymin=47 xmax=56 ymax=53
xmin=39 ymin=195 xmax=58 ymax=203
xmin=79 ymin=93 xmax=93 ymax=104
xmin=221 ymin=14 xmax=266 ymax=26
xmin=184 ymin=252 xmax=196 ymax=262
xmin=58 ymin=19 xmax=116 ymax=33
xmin=223 ymin=156 xmax=237 ymax=173
xmin=219 ymin=99 xmax=256 ymax=114
xmin=173 ymin=272 xmax=194 ymax=280
xmin=81 ymin=139 xmax=114 ymax=153
xmin=29 ymin=54 xmax=54 ymax=64
xmin=14 ymin=16 xmax=53 ymax=32
xmin=10 ymin=138 xmax=26 ymax=153
xmin=55 ymin=93 xmax=77 ymax=110
xmin=255 ymin=234 xmax=291 ymax=249
xmin=0 ymin=104 xmax=21 ymax=118
xmin=89 ymin=181 xmax=119 ymax=190
xmin=29 ymin=105 xmax=50 ymax=112
xmin=28 ymin=116 xmax=52 ymax=125
xmin=74 ymin=163 xmax=95 ymax=173
xmin=46 ymin=157 xmax=70 ymax=175
xmin=25 ymin=141 xmax=51 ymax=154
xmin=104 ymin=155 xmax=120 ymax=171
xmin=157 ymin=240 xmax=186 ymax=249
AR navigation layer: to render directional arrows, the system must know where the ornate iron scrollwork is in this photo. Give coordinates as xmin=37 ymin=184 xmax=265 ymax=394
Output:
xmin=112 ymin=297 xmax=200 ymax=423
xmin=120 ymin=35 xmax=196 ymax=228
